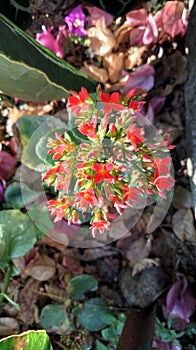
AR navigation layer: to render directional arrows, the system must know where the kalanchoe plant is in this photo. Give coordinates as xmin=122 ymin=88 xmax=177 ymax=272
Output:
xmin=43 ymin=86 xmax=175 ymax=237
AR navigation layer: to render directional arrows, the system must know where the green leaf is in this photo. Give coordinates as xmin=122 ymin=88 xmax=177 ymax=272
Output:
xmin=0 ymin=210 xmax=37 ymax=264
xmin=0 ymin=330 xmax=53 ymax=350
xmin=0 ymin=0 xmax=32 ymax=30
xmin=78 ymin=298 xmax=113 ymax=331
xmin=67 ymin=274 xmax=98 ymax=300
xmin=96 ymin=340 xmax=108 ymax=350
xmin=27 ymin=204 xmax=54 ymax=238
xmin=40 ymin=304 xmax=69 ymax=332
xmin=16 ymin=114 xmax=65 ymax=170
xmin=4 ymin=181 xmax=43 ymax=209
xmin=0 ymin=14 xmax=96 ymax=101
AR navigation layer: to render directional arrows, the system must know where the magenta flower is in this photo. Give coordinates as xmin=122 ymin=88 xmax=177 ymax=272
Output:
xmin=164 ymin=275 xmax=196 ymax=330
xmin=64 ymin=5 xmax=87 ymax=36
xmin=36 ymin=26 xmax=65 ymax=58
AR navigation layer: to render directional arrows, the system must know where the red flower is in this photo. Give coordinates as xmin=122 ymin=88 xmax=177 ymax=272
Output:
xmin=153 ymin=176 xmax=175 ymax=199
xmin=92 ymin=163 xmax=116 ymax=184
xmin=47 ymin=133 xmax=75 ymax=160
xmin=78 ymin=122 xmax=97 ymax=138
xmin=126 ymin=124 xmax=145 ymax=150
xmin=129 ymin=99 xmax=146 ymax=111
xmin=75 ymin=188 xmax=97 ymax=209
xmin=91 ymin=220 xmax=111 ymax=237
xmin=154 ymin=157 xmax=172 ymax=177
xmin=122 ymin=185 xmax=141 ymax=202
xmin=43 ymin=164 xmax=63 ymax=186
xmin=67 ymin=87 xmax=92 ymax=116
xmin=98 ymin=91 xmax=124 ymax=114
xmin=48 ymin=198 xmax=71 ymax=221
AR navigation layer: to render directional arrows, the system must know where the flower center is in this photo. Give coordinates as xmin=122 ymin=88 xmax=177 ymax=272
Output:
xmin=74 ymin=18 xmax=81 ymax=28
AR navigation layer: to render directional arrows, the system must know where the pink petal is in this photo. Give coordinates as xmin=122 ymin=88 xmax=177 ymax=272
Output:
xmin=143 ymin=97 xmax=166 ymax=123
xmin=126 ymin=8 xmax=147 ymax=26
xmin=143 ymin=13 xmax=158 ymax=45
xmin=36 ymin=26 xmax=65 ymax=58
xmin=165 ymin=275 xmax=196 ymax=326
xmin=162 ymin=1 xmax=187 ymax=38
xmin=130 ymin=27 xmax=145 ymax=46
xmin=122 ymin=64 xmax=155 ymax=93
xmin=86 ymin=6 xmax=114 ymax=26
xmin=154 ymin=8 xmax=164 ymax=28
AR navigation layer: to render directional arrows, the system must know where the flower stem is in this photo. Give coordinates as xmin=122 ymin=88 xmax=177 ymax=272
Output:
xmin=0 ymin=264 xmax=13 ymax=305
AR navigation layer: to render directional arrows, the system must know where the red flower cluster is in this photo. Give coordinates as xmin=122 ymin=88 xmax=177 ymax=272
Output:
xmin=43 ymin=86 xmax=175 ymax=237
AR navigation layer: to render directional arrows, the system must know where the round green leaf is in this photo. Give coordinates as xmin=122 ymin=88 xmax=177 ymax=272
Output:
xmin=0 ymin=210 xmax=37 ymax=264
xmin=68 ymin=274 xmax=98 ymax=300
xmin=4 ymin=182 xmax=43 ymax=209
xmin=40 ymin=304 xmax=69 ymax=331
xmin=78 ymin=298 xmax=112 ymax=331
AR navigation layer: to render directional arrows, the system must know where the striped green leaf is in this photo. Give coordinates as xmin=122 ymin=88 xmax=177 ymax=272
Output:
xmin=0 ymin=14 xmax=96 ymax=101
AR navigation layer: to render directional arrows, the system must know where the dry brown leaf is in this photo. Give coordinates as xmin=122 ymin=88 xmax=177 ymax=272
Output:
xmin=155 ymin=51 xmax=187 ymax=96
xmin=42 ymin=235 xmax=68 ymax=252
xmin=132 ymin=258 xmax=160 ymax=277
xmin=0 ymin=317 xmax=19 ymax=336
xmin=114 ymin=22 xmax=131 ymax=50
xmin=80 ymin=62 xmax=108 ymax=84
xmin=44 ymin=283 xmax=67 ymax=302
xmin=24 ymin=254 xmax=56 ymax=281
xmin=172 ymin=186 xmax=193 ymax=210
xmin=124 ymin=46 xmax=147 ymax=70
xmin=87 ymin=17 xmax=116 ymax=56
xmin=17 ymin=279 xmax=40 ymax=326
xmin=172 ymin=209 xmax=196 ymax=243
xmin=125 ymin=236 xmax=151 ymax=267
xmin=103 ymin=52 xmax=124 ymax=83
xmin=77 ymin=247 xmax=117 ymax=261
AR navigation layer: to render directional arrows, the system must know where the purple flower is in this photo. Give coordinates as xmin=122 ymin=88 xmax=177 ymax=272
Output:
xmin=164 ymin=275 xmax=196 ymax=330
xmin=36 ymin=26 xmax=65 ymax=58
xmin=64 ymin=5 xmax=87 ymax=36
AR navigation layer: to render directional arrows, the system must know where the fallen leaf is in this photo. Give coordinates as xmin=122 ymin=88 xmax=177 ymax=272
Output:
xmin=124 ymin=236 xmax=151 ymax=268
xmin=24 ymin=254 xmax=56 ymax=281
xmin=172 ymin=209 xmax=196 ymax=243
xmin=132 ymin=258 xmax=160 ymax=277
xmin=124 ymin=46 xmax=147 ymax=70
xmin=44 ymin=283 xmax=67 ymax=302
xmin=172 ymin=186 xmax=193 ymax=209
xmin=114 ymin=22 xmax=131 ymax=50
xmin=87 ymin=17 xmax=116 ymax=56
xmin=42 ymin=235 xmax=67 ymax=252
xmin=80 ymin=62 xmax=108 ymax=84
xmin=0 ymin=151 xmax=18 ymax=180
xmin=155 ymin=51 xmax=187 ymax=96
xmin=0 ymin=317 xmax=19 ymax=336
xmin=17 ymin=279 xmax=40 ymax=326
xmin=103 ymin=52 xmax=124 ymax=83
